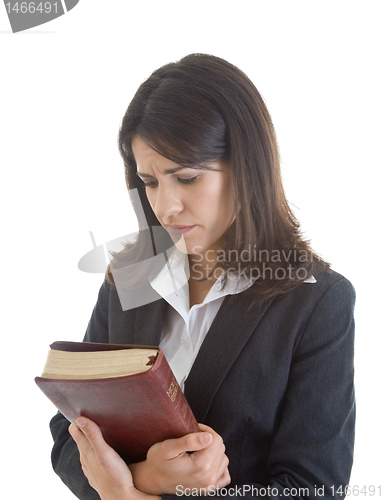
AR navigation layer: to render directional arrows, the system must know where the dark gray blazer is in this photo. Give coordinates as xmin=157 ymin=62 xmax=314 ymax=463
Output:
xmin=50 ymin=270 xmax=355 ymax=500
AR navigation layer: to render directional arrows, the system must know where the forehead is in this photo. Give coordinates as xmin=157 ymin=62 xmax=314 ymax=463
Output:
xmin=131 ymin=135 xmax=231 ymax=179
xmin=132 ymin=136 xmax=172 ymax=170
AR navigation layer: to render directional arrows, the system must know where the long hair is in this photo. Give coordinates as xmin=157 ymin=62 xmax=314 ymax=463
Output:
xmin=106 ymin=53 xmax=329 ymax=304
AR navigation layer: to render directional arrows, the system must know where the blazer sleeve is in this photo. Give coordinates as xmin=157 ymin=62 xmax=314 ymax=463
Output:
xmin=163 ymin=277 xmax=356 ymax=500
xmin=265 ymin=277 xmax=356 ymax=498
xmin=49 ymin=280 xmax=111 ymax=500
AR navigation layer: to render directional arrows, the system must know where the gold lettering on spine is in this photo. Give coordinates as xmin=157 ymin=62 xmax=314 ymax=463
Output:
xmin=167 ymin=378 xmax=178 ymax=402
xmin=182 ymin=403 xmax=187 ymax=418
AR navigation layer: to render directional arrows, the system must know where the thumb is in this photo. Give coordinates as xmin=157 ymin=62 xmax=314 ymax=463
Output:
xmin=157 ymin=430 xmax=213 ymax=459
xmin=76 ymin=416 xmax=107 ymax=453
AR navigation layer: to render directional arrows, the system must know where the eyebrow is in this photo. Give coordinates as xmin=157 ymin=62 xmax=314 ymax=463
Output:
xmin=136 ymin=166 xmax=202 ymax=179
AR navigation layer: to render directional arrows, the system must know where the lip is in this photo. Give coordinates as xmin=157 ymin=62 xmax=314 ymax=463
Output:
xmin=166 ymin=225 xmax=196 ymax=235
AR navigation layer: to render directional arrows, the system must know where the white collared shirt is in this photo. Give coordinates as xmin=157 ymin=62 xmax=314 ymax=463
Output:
xmin=149 ymin=248 xmax=315 ymax=391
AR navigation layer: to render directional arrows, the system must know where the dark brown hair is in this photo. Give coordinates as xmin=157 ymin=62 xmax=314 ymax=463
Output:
xmin=106 ymin=53 xmax=330 ymax=304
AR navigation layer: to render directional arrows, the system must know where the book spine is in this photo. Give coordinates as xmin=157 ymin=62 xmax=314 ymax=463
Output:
xmin=151 ymin=351 xmax=199 ymax=434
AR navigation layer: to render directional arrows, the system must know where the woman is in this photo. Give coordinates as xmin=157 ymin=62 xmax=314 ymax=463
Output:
xmin=50 ymin=54 xmax=355 ymax=500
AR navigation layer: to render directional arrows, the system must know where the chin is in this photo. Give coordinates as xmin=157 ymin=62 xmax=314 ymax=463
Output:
xmin=177 ymin=240 xmax=207 ymax=256
xmin=172 ymin=237 xmax=189 ymax=254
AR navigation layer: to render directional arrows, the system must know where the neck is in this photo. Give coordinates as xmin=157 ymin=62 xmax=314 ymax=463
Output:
xmin=188 ymin=250 xmax=222 ymax=283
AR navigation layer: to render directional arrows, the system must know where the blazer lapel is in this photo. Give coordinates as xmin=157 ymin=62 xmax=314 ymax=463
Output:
xmin=184 ymin=293 xmax=275 ymax=423
xmin=133 ymin=287 xmax=168 ymax=346
xmin=110 ymin=283 xmax=167 ymax=346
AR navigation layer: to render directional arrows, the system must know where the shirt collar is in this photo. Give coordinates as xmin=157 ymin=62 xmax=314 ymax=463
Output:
xmin=149 ymin=247 xmax=316 ymax=306
xmin=149 ymin=247 xmax=190 ymax=300
xmin=149 ymin=248 xmax=256 ymax=307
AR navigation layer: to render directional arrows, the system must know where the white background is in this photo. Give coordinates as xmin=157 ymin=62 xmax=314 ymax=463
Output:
xmin=1 ymin=1 xmax=383 ymax=498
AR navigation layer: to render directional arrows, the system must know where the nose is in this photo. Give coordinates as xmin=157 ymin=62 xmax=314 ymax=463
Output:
xmin=152 ymin=183 xmax=184 ymax=220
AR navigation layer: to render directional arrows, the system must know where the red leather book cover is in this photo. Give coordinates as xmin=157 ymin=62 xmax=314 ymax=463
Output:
xmin=35 ymin=342 xmax=199 ymax=463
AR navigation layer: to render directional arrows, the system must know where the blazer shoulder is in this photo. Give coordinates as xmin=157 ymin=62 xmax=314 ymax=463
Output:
xmin=271 ymin=269 xmax=355 ymax=324
xmin=312 ymin=269 xmax=355 ymax=303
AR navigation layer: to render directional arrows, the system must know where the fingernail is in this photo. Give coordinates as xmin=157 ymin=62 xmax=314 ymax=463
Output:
xmin=200 ymin=432 xmax=212 ymax=444
xmin=76 ymin=417 xmax=86 ymax=428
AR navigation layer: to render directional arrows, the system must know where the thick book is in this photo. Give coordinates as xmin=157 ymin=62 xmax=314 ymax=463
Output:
xmin=35 ymin=341 xmax=199 ymax=462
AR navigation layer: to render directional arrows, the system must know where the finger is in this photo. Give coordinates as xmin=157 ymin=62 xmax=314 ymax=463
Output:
xmin=196 ymin=424 xmax=224 ymax=452
xmin=69 ymin=424 xmax=94 ymax=481
xmin=191 ymin=435 xmax=226 ymax=474
xmin=214 ymin=453 xmax=229 ymax=482
xmin=197 ymin=424 xmax=224 ymax=446
xmin=197 ymin=423 xmax=216 ymax=434
xmin=193 ymin=425 xmax=224 ymax=459
xmin=151 ymin=430 xmax=213 ymax=460
xmin=216 ymin=467 xmax=231 ymax=489
xmin=69 ymin=422 xmax=92 ymax=453
xmin=75 ymin=417 xmax=109 ymax=457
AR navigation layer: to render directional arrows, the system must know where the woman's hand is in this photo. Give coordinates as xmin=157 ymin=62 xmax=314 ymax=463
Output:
xmin=69 ymin=417 xmax=160 ymax=500
xmin=129 ymin=423 xmax=231 ymax=495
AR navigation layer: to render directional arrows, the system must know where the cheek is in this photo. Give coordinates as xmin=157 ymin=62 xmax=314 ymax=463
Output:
xmin=198 ymin=194 xmax=232 ymax=231
xmin=199 ymin=180 xmax=227 ymax=207
xmin=193 ymin=177 xmax=234 ymax=221
xmin=145 ymin=191 xmax=156 ymax=213
xmin=210 ymin=179 xmax=235 ymax=217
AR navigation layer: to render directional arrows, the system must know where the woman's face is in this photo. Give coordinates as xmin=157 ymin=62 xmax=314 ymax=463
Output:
xmin=132 ymin=136 xmax=235 ymax=259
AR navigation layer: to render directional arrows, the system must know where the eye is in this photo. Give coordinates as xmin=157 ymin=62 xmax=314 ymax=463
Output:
xmin=143 ymin=180 xmax=158 ymax=188
xmin=142 ymin=175 xmax=199 ymax=189
xmin=177 ymin=176 xmax=198 ymax=185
